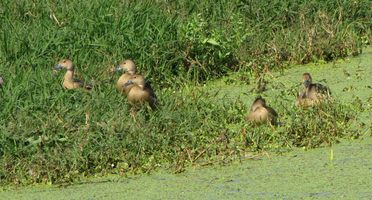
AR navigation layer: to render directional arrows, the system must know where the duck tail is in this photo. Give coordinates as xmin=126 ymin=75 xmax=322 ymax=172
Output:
xmin=84 ymin=83 xmax=94 ymax=90
xmin=149 ymin=98 xmax=158 ymax=110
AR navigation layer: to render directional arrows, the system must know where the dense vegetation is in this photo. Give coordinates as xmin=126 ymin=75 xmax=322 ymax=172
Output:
xmin=0 ymin=0 xmax=371 ymax=185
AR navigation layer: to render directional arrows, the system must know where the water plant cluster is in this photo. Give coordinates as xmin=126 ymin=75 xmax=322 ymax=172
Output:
xmin=0 ymin=0 xmax=370 ymax=185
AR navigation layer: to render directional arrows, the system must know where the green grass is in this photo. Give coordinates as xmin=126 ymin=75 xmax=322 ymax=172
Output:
xmin=0 ymin=0 xmax=371 ymax=185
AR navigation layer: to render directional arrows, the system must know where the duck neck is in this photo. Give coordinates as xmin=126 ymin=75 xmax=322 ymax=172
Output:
xmin=127 ymin=70 xmax=136 ymax=75
xmin=251 ymin=103 xmax=263 ymax=112
xmin=64 ymin=70 xmax=75 ymax=82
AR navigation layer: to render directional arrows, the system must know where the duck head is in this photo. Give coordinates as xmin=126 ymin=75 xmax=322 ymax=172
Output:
xmin=302 ymin=73 xmax=312 ymax=88
xmin=250 ymin=96 xmax=266 ymax=111
xmin=115 ymin=59 xmax=136 ymax=74
xmin=54 ymin=59 xmax=74 ymax=71
xmin=123 ymin=75 xmax=145 ymax=88
xmin=253 ymin=96 xmax=266 ymax=106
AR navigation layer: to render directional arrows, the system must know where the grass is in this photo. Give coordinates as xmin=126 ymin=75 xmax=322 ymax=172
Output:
xmin=0 ymin=0 xmax=371 ymax=185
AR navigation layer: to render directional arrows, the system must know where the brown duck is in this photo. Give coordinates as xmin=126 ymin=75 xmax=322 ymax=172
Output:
xmin=53 ymin=59 xmax=92 ymax=90
xmin=124 ymin=75 xmax=157 ymax=109
xmin=114 ymin=59 xmax=137 ymax=94
xmin=246 ymin=96 xmax=278 ymax=125
xmin=296 ymin=73 xmax=331 ymax=107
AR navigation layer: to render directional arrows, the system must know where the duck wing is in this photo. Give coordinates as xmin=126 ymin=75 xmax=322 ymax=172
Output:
xmin=144 ymin=81 xmax=157 ymax=99
xmin=73 ymin=78 xmax=83 ymax=84
xmin=265 ymin=106 xmax=278 ymax=117
xmin=74 ymin=78 xmax=93 ymax=90
xmin=312 ymin=83 xmax=331 ymax=96
xmin=144 ymin=81 xmax=158 ymax=109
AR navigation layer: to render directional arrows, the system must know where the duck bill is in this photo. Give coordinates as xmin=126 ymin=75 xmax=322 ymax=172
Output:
xmin=303 ymin=80 xmax=311 ymax=87
xmin=124 ymin=80 xmax=133 ymax=87
xmin=53 ymin=64 xmax=63 ymax=71
xmin=115 ymin=65 xmax=124 ymax=73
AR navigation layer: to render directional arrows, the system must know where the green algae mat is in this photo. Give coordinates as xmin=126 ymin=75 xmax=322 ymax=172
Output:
xmin=1 ymin=48 xmax=371 ymax=199
xmin=1 ymin=138 xmax=371 ymax=199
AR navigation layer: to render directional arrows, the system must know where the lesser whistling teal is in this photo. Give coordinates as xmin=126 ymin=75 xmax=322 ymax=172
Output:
xmin=114 ymin=59 xmax=137 ymax=94
xmin=246 ymin=96 xmax=278 ymax=125
xmin=53 ymin=59 xmax=92 ymax=90
xmin=296 ymin=73 xmax=331 ymax=107
xmin=124 ymin=74 xmax=157 ymax=110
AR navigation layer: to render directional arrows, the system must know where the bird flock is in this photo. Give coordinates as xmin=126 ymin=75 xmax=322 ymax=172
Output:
xmin=0 ymin=59 xmax=332 ymax=126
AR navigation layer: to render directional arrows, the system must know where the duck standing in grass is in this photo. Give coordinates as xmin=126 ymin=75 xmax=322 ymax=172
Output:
xmin=124 ymin=74 xmax=157 ymax=110
xmin=246 ymin=96 xmax=278 ymax=126
xmin=53 ymin=59 xmax=92 ymax=90
xmin=114 ymin=59 xmax=137 ymax=94
xmin=296 ymin=73 xmax=331 ymax=107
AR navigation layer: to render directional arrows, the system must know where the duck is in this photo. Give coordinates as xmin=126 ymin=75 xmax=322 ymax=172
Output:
xmin=114 ymin=59 xmax=137 ymax=94
xmin=246 ymin=96 xmax=278 ymax=125
xmin=296 ymin=73 xmax=331 ymax=107
xmin=124 ymin=75 xmax=157 ymax=110
xmin=53 ymin=59 xmax=92 ymax=90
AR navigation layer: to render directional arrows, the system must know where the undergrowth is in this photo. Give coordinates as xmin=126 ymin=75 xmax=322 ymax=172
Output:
xmin=0 ymin=84 xmax=360 ymax=185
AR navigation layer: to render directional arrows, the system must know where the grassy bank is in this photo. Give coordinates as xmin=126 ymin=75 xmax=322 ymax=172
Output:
xmin=0 ymin=0 xmax=371 ymax=185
